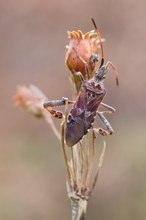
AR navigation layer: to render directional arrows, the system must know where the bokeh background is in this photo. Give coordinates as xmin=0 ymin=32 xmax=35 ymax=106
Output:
xmin=0 ymin=0 xmax=146 ymax=219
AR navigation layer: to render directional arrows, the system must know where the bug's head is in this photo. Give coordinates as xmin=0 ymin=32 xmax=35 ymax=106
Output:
xmin=95 ymin=61 xmax=119 ymax=85
xmin=95 ymin=65 xmax=107 ymax=82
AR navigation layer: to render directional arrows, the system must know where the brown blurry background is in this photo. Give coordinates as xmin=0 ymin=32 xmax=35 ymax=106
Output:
xmin=0 ymin=0 xmax=146 ymax=219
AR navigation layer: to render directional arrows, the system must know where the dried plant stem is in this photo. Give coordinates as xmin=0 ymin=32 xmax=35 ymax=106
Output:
xmin=71 ymin=147 xmax=76 ymax=180
xmin=71 ymin=197 xmax=88 ymax=220
xmin=84 ymin=131 xmax=96 ymax=189
xmin=85 ymin=134 xmax=89 ymax=169
xmin=61 ymin=121 xmax=71 ymax=181
xmin=88 ymin=141 xmax=106 ymax=196
xmin=73 ymin=145 xmax=81 ymax=185
xmin=79 ymin=144 xmax=84 ymax=185
xmin=43 ymin=111 xmax=60 ymax=140
xmin=91 ymin=128 xmax=95 ymax=159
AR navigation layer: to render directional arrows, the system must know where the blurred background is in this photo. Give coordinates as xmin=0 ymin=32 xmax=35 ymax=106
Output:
xmin=0 ymin=0 xmax=146 ymax=219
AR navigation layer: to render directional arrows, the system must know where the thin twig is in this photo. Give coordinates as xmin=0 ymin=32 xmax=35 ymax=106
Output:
xmin=43 ymin=110 xmax=61 ymax=140
xmin=71 ymin=147 xmax=76 ymax=181
xmin=91 ymin=127 xmax=95 ymax=159
xmin=85 ymin=134 xmax=89 ymax=168
xmin=61 ymin=121 xmax=71 ymax=181
xmin=84 ymin=130 xmax=96 ymax=189
xmin=88 ymin=141 xmax=106 ymax=196
xmin=79 ymin=142 xmax=84 ymax=182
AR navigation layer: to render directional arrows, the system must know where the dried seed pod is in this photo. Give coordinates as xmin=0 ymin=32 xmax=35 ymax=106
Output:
xmin=65 ymin=30 xmax=104 ymax=93
xmin=66 ymin=30 xmax=97 ymax=77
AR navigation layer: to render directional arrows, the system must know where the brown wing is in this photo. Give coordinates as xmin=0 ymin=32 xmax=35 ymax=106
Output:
xmin=65 ymin=81 xmax=106 ymax=147
xmin=84 ymin=81 xmax=106 ymax=130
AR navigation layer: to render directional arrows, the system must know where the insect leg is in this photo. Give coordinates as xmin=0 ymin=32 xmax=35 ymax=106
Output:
xmin=99 ymin=102 xmax=116 ymax=114
xmin=94 ymin=112 xmax=114 ymax=136
xmin=78 ymin=55 xmax=90 ymax=79
xmin=43 ymin=97 xmax=75 ymax=119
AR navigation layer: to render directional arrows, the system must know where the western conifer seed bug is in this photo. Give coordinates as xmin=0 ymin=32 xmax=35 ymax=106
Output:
xmin=43 ymin=18 xmax=119 ymax=147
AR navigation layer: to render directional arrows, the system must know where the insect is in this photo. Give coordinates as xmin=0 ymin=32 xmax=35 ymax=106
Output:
xmin=43 ymin=18 xmax=119 ymax=147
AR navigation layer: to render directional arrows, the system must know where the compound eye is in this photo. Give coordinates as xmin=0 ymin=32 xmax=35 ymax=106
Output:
xmin=90 ymin=54 xmax=98 ymax=63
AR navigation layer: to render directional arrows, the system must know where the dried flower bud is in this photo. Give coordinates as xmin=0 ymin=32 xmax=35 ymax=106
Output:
xmin=14 ymin=85 xmax=47 ymax=118
xmin=66 ymin=30 xmax=104 ymax=79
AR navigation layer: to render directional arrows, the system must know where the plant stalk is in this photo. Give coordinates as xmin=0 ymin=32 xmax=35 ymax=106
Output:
xmin=71 ymin=197 xmax=88 ymax=220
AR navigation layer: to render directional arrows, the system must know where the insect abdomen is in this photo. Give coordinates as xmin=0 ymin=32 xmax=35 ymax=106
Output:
xmin=65 ymin=111 xmax=85 ymax=147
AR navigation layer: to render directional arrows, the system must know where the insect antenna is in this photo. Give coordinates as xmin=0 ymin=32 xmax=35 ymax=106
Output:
xmin=105 ymin=61 xmax=119 ymax=85
xmin=91 ymin=17 xmax=104 ymax=68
